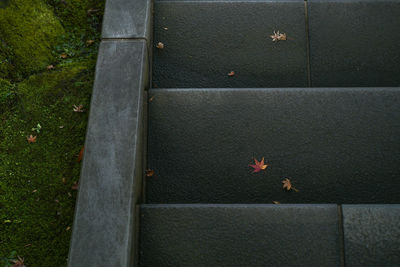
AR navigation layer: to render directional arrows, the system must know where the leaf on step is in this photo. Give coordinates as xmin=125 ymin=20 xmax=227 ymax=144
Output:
xmin=270 ymin=31 xmax=287 ymax=42
xmin=282 ymin=178 xmax=299 ymax=192
xmin=145 ymin=169 xmax=155 ymax=177
xmin=273 ymin=201 xmax=281 ymax=204
xmin=228 ymin=71 xmax=235 ymax=77
xmin=156 ymin=42 xmax=164 ymax=49
xmin=77 ymin=147 xmax=84 ymax=162
xmin=249 ymin=157 xmax=268 ymax=173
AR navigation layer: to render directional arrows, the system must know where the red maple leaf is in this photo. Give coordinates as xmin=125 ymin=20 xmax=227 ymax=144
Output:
xmin=249 ymin=157 xmax=268 ymax=173
xmin=77 ymin=146 xmax=84 ymax=162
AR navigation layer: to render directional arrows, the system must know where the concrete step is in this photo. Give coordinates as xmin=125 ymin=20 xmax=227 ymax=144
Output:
xmin=146 ymin=88 xmax=400 ymax=203
xmin=308 ymin=0 xmax=400 ymax=87
xmin=139 ymin=204 xmax=400 ymax=266
xmin=139 ymin=204 xmax=342 ymax=266
xmin=152 ymin=0 xmax=309 ymax=88
xmin=152 ymin=0 xmax=400 ymax=88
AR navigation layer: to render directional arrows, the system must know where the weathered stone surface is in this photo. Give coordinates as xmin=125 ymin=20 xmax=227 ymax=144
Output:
xmin=147 ymin=88 xmax=400 ymax=203
xmin=152 ymin=0 xmax=308 ymax=88
xmin=342 ymin=205 xmax=400 ymax=266
xmin=68 ymin=40 xmax=148 ymax=267
xmin=140 ymin=204 xmax=341 ymax=266
xmin=102 ymin=0 xmax=151 ymax=40
xmin=308 ymin=0 xmax=400 ymax=87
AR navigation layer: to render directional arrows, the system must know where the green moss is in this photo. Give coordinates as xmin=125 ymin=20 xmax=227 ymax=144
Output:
xmin=0 ymin=0 xmax=64 ymax=81
xmin=0 ymin=59 xmax=96 ymax=266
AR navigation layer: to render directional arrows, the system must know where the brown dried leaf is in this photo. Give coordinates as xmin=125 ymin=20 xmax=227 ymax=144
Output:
xmin=47 ymin=65 xmax=55 ymax=70
xmin=60 ymin=53 xmax=68 ymax=59
xmin=27 ymin=135 xmax=37 ymax=143
xmin=273 ymin=201 xmax=281 ymax=204
xmin=73 ymin=104 xmax=84 ymax=112
xmin=86 ymin=39 xmax=95 ymax=45
xmin=282 ymin=178 xmax=299 ymax=192
xmin=71 ymin=182 xmax=79 ymax=190
xmin=156 ymin=42 xmax=164 ymax=49
xmin=228 ymin=71 xmax=235 ymax=77
xmin=270 ymin=31 xmax=287 ymax=42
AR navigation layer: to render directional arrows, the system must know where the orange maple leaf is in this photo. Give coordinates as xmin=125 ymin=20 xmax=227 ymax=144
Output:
xmin=282 ymin=178 xmax=299 ymax=192
xmin=145 ymin=169 xmax=155 ymax=177
xmin=249 ymin=157 xmax=268 ymax=173
xmin=77 ymin=146 xmax=84 ymax=162
xmin=27 ymin=135 xmax=37 ymax=143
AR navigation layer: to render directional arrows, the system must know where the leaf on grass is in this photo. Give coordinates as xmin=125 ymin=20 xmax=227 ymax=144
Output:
xmin=73 ymin=104 xmax=84 ymax=112
xmin=156 ymin=42 xmax=164 ymax=49
xmin=228 ymin=71 xmax=235 ymax=77
xmin=27 ymin=135 xmax=37 ymax=143
xmin=47 ymin=65 xmax=55 ymax=70
xmin=66 ymin=226 xmax=71 ymax=231
xmin=77 ymin=147 xmax=84 ymax=162
xmin=273 ymin=201 xmax=281 ymax=204
xmin=249 ymin=157 xmax=268 ymax=173
xmin=60 ymin=53 xmax=68 ymax=59
xmin=145 ymin=169 xmax=154 ymax=177
xmin=71 ymin=182 xmax=79 ymax=190
xmin=282 ymin=178 xmax=299 ymax=192
xmin=87 ymin=8 xmax=100 ymax=15
xmin=86 ymin=40 xmax=95 ymax=46
xmin=11 ymin=256 xmax=25 ymax=267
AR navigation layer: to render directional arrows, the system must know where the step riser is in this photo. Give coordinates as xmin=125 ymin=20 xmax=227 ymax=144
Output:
xmin=147 ymin=88 xmax=400 ymax=203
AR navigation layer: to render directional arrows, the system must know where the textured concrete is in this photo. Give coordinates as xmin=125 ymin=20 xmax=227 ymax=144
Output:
xmin=308 ymin=0 xmax=400 ymax=87
xmin=152 ymin=0 xmax=308 ymax=88
xmin=140 ymin=204 xmax=341 ymax=266
xmin=68 ymin=40 xmax=148 ymax=267
xmin=342 ymin=205 xmax=400 ymax=266
xmin=147 ymin=88 xmax=400 ymax=204
xmin=102 ymin=0 xmax=151 ymax=40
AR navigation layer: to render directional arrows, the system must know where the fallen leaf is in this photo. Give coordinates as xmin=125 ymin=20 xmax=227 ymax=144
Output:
xmin=273 ymin=201 xmax=281 ymax=204
xmin=156 ymin=42 xmax=164 ymax=49
xmin=11 ymin=256 xmax=25 ymax=267
xmin=66 ymin=226 xmax=71 ymax=231
xmin=282 ymin=178 xmax=299 ymax=192
xmin=228 ymin=71 xmax=235 ymax=77
xmin=249 ymin=157 xmax=268 ymax=173
xmin=163 ymin=27 xmax=168 ymax=30
xmin=149 ymin=96 xmax=155 ymax=102
xmin=62 ymin=177 xmax=66 ymax=184
xmin=87 ymin=8 xmax=100 ymax=15
xmin=86 ymin=39 xmax=95 ymax=45
xmin=270 ymin=30 xmax=287 ymax=42
xmin=47 ymin=65 xmax=55 ymax=70
xmin=54 ymin=199 xmax=59 ymax=203
xmin=71 ymin=182 xmax=79 ymax=190
xmin=68 ymin=192 xmax=72 ymax=197
xmin=73 ymin=104 xmax=84 ymax=112
xmin=27 ymin=135 xmax=37 ymax=143
xmin=32 ymin=189 xmax=37 ymax=193
xmin=77 ymin=146 xmax=84 ymax=162
xmin=59 ymin=125 xmax=64 ymax=128
xmin=60 ymin=53 xmax=68 ymax=59
xmin=145 ymin=169 xmax=154 ymax=177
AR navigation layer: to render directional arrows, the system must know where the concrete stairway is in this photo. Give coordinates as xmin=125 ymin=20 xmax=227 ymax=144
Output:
xmin=68 ymin=0 xmax=400 ymax=266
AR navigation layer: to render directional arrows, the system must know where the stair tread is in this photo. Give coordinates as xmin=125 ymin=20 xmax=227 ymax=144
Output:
xmin=146 ymin=88 xmax=400 ymax=203
xmin=139 ymin=204 xmax=342 ymax=266
xmin=152 ymin=0 xmax=308 ymax=88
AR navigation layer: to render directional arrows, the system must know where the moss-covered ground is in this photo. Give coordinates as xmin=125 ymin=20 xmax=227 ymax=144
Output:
xmin=0 ymin=0 xmax=104 ymax=265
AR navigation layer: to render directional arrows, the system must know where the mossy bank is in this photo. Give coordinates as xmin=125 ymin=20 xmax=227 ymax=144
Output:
xmin=0 ymin=0 xmax=104 ymax=265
